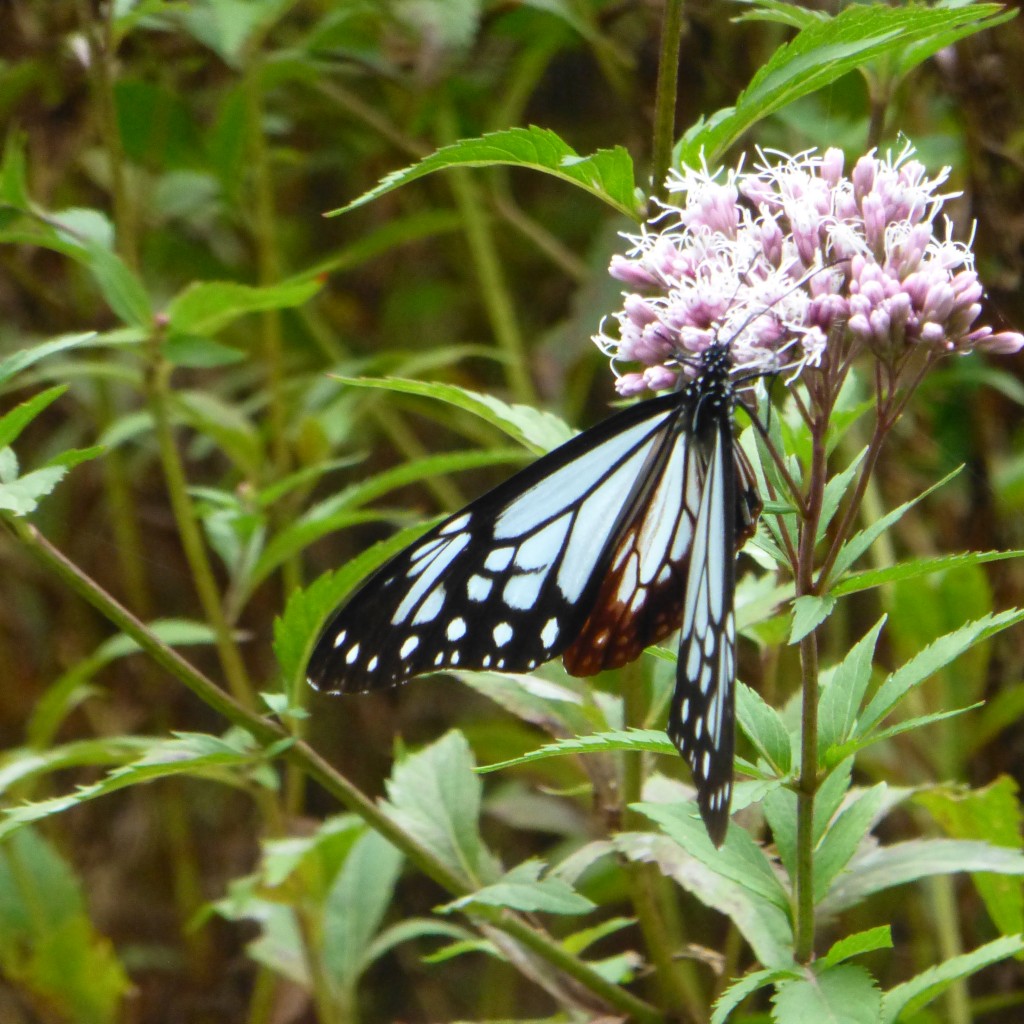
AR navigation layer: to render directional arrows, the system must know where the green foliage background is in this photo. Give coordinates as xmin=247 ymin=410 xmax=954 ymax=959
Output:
xmin=2 ymin=1 xmax=1024 ymax=1022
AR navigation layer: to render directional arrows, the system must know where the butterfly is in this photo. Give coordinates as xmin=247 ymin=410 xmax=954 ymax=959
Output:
xmin=307 ymin=339 xmax=762 ymax=845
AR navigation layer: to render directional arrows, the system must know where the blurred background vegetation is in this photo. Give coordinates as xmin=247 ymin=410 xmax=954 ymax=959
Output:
xmin=2 ymin=1 xmax=1024 ymax=1022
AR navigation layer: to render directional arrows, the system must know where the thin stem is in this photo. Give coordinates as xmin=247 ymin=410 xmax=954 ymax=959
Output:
xmin=148 ymin=355 xmax=255 ymax=708
xmin=793 ymin=417 xmax=829 ymax=963
xmin=650 ymin=0 xmax=687 ymax=203
xmin=794 ymin=627 xmax=820 ymax=963
xmin=9 ymin=519 xmax=663 ymax=1024
xmin=75 ymin=1 xmax=151 ymax=616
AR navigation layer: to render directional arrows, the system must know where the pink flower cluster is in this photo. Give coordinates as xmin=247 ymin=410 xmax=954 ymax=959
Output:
xmin=597 ymin=146 xmax=1022 ymax=396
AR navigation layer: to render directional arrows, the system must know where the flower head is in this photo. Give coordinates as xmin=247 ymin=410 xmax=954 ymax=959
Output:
xmin=597 ymin=145 xmax=1022 ymax=396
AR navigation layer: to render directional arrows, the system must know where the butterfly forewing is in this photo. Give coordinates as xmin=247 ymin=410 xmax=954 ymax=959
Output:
xmin=562 ymin=419 xmax=704 ymax=675
xmin=307 ymin=390 xmax=688 ymax=693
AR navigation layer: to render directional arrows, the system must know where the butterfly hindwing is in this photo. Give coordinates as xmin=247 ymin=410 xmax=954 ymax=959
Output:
xmin=306 ymin=390 xmax=688 ymax=693
xmin=667 ymin=412 xmax=742 ymax=845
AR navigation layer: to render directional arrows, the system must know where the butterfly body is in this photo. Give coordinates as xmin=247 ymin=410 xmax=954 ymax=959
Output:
xmin=307 ymin=341 xmax=761 ymax=844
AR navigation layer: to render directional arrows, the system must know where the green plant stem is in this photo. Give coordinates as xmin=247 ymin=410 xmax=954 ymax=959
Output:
xmin=11 ymin=518 xmax=663 ymax=1024
xmin=246 ymin=967 xmax=279 ymax=1024
xmin=793 ymin=420 xmax=828 ymax=963
xmin=148 ymin=357 xmax=256 ymax=709
xmin=436 ymin=103 xmax=536 ymax=406
xmin=80 ymin=1 xmax=137 ymax=269
xmin=929 ymin=875 xmax=971 ymax=1024
xmin=75 ymin=1 xmax=153 ymax=618
xmin=794 ymin=626 xmax=820 ymax=964
xmin=650 ymin=0 xmax=686 ymax=202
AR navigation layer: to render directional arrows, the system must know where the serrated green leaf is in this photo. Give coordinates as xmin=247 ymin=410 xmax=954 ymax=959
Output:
xmin=858 ymin=610 xmax=1024 ymax=736
xmin=821 ymin=839 xmax=1024 ymax=915
xmin=833 ymin=549 xmax=1024 ymax=598
xmin=635 ymin=801 xmax=790 ymax=911
xmin=0 ymin=333 xmax=98 ymax=389
xmin=829 ymin=468 xmax=961 ymax=583
xmin=818 ymin=617 xmax=885 ymax=753
xmin=384 ymin=731 xmax=499 ymax=888
xmin=816 ymin=447 xmax=867 ymax=544
xmin=454 ymin=670 xmax=606 ymax=741
xmin=814 ymin=760 xmax=854 ymax=843
xmin=442 ymin=858 xmax=595 ymax=915
xmin=732 ymin=0 xmax=825 ymax=30
xmin=679 ymin=5 xmax=1008 ymax=166
xmin=165 ymin=277 xmax=321 ymax=336
xmin=789 ymin=593 xmax=836 ymax=643
xmin=772 ymin=963 xmax=880 ymax=1024
xmin=332 ymin=375 xmax=575 ymax=453
xmin=815 ymin=784 xmax=890 ymax=902
xmin=892 ymin=3 xmax=1015 ymax=80
xmin=332 ymin=126 xmax=640 ymax=220
xmin=880 ymin=935 xmax=1024 ymax=1023
xmin=736 ymin=681 xmax=791 ymax=774
xmin=0 ymin=737 xmax=151 ymax=796
xmin=0 ymin=730 xmax=278 ymax=838
xmin=477 ymin=728 xmax=676 ymax=773
xmin=713 ymin=967 xmax=788 ymax=1024
xmin=832 ymin=704 xmax=982 ymax=764
xmin=0 ymin=465 xmax=68 ymax=515
xmin=615 ymin=830 xmax=794 ymax=969
xmin=821 ymin=926 xmax=893 ymax=969
xmin=761 ymin=785 xmax=798 ymax=879
xmin=363 ymin=918 xmax=476 ymax=969
xmin=0 ymin=386 xmax=68 ymax=449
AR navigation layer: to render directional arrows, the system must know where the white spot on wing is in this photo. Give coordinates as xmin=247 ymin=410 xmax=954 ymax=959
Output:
xmin=447 ymin=617 xmax=467 ymax=641
xmin=484 ymin=547 xmax=514 ymax=572
xmin=345 ymin=643 xmax=361 ymax=665
xmin=400 ymin=635 xmax=419 ymax=659
xmin=541 ymin=617 xmax=559 ymax=648
xmin=502 ymin=571 xmax=544 ymax=610
xmin=467 ymin=574 xmax=492 ymax=601
xmin=515 ymin=514 xmax=571 ymax=571
xmin=493 ymin=622 xmax=513 ymax=647
xmin=393 ymin=533 xmax=469 ymax=622
xmin=439 ymin=512 xmax=471 ymax=536
xmin=333 ymin=629 xmax=347 ymax=649
xmin=412 ymin=586 xmax=445 ymax=625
